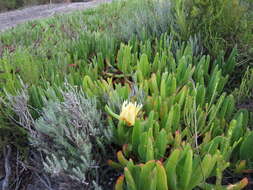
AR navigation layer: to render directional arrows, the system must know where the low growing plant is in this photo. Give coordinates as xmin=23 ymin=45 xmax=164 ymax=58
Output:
xmin=4 ymin=85 xmax=113 ymax=189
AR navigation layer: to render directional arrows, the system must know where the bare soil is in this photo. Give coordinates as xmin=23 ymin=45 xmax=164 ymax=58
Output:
xmin=0 ymin=0 xmax=111 ymax=32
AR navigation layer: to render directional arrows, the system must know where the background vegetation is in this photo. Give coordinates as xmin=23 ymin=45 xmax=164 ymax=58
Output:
xmin=0 ymin=0 xmax=84 ymax=12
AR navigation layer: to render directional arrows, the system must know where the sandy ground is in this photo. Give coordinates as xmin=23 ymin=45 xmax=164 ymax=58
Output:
xmin=0 ymin=0 xmax=111 ymax=32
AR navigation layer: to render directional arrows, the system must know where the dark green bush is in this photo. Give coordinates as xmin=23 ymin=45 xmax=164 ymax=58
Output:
xmin=170 ymin=0 xmax=253 ymax=57
xmin=0 ymin=0 xmax=23 ymax=11
xmin=0 ymin=0 xmax=83 ymax=11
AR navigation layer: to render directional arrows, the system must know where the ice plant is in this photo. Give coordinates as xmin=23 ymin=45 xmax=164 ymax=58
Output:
xmin=119 ymin=101 xmax=142 ymax=126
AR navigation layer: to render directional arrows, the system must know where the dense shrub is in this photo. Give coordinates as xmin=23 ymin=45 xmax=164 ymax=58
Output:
xmin=0 ymin=0 xmax=84 ymax=11
xmin=170 ymin=0 xmax=253 ymax=57
xmin=0 ymin=0 xmax=23 ymax=11
xmin=35 ymin=87 xmax=109 ymax=186
xmin=4 ymin=85 xmax=113 ymax=189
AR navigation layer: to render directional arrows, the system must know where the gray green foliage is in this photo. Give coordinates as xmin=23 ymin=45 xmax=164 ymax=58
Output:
xmin=114 ymin=0 xmax=172 ymax=41
xmin=3 ymin=85 xmax=112 ymax=189
xmin=35 ymin=86 xmax=111 ymax=185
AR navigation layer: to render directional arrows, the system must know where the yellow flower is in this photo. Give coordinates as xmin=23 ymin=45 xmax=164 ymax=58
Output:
xmin=119 ymin=101 xmax=142 ymax=126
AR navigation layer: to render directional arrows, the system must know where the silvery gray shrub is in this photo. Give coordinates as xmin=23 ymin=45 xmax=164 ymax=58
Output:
xmin=4 ymin=84 xmax=112 ymax=189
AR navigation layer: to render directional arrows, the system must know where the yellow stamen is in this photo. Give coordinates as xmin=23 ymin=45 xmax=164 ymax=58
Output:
xmin=119 ymin=101 xmax=142 ymax=126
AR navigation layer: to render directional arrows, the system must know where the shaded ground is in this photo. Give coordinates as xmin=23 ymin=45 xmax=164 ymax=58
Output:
xmin=0 ymin=0 xmax=111 ymax=32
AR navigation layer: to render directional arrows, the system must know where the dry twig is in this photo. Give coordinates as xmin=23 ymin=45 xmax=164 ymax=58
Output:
xmin=2 ymin=145 xmax=12 ymax=190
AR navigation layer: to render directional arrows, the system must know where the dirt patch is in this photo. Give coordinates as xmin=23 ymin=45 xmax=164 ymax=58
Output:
xmin=0 ymin=0 xmax=111 ymax=32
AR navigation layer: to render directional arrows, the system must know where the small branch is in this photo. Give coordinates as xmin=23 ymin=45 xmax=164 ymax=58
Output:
xmin=2 ymin=145 xmax=12 ymax=190
xmin=35 ymin=173 xmax=53 ymax=190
